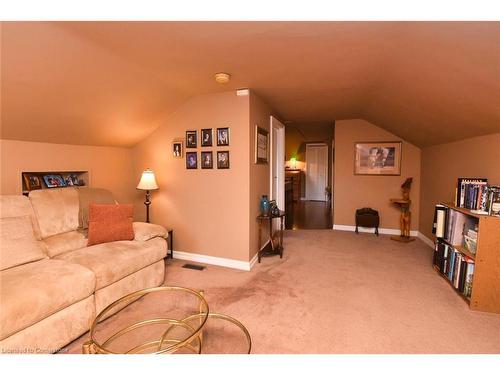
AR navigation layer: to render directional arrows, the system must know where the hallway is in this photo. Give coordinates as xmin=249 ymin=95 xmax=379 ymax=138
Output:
xmin=285 ymin=200 xmax=332 ymax=230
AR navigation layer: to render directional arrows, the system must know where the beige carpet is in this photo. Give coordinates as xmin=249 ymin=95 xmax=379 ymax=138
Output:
xmin=64 ymin=230 xmax=500 ymax=354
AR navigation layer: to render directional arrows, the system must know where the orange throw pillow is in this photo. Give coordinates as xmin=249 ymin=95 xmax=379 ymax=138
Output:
xmin=87 ymin=204 xmax=134 ymax=246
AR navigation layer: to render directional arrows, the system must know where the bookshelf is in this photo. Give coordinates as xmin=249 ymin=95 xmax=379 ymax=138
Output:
xmin=433 ymin=203 xmax=500 ymax=314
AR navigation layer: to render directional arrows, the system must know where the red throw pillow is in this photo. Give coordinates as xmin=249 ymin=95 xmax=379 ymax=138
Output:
xmin=87 ymin=204 xmax=134 ymax=246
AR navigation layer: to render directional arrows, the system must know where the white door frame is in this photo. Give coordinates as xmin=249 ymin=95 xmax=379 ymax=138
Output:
xmin=269 ymin=116 xmax=285 ymax=211
xmin=305 ymin=143 xmax=328 ymax=201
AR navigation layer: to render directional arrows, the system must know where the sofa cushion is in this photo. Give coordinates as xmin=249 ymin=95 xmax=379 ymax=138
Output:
xmin=0 ymin=259 xmax=95 ymax=340
xmin=54 ymin=237 xmax=167 ymax=290
xmin=87 ymin=204 xmax=134 ymax=246
xmin=0 ymin=215 xmax=47 ymax=271
xmin=29 ymin=188 xmax=80 ymax=239
xmin=0 ymin=195 xmax=42 ymax=239
xmin=78 ymin=188 xmax=116 ymax=229
xmin=43 ymin=230 xmax=88 ymax=258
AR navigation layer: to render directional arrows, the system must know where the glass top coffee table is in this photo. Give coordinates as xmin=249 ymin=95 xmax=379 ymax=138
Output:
xmin=82 ymin=286 xmax=251 ymax=354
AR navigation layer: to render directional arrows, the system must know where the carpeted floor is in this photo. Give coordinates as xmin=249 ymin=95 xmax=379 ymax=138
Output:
xmin=64 ymin=230 xmax=500 ymax=354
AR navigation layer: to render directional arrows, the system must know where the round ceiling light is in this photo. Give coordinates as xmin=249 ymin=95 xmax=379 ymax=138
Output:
xmin=214 ymin=72 xmax=231 ymax=84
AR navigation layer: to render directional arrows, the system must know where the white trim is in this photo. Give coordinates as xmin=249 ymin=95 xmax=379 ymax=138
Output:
xmin=174 ymin=251 xmax=254 ymax=271
xmin=249 ymin=252 xmax=259 ymax=269
xmin=332 ymin=224 xmax=418 ymax=237
xmin=417 ymin=231 xmax=435 ymax=248
xmin=270 ymin=116 xmax=285 ymax=210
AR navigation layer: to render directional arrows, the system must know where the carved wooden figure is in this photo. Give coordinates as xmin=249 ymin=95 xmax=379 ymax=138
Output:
xmin=390 ymin=178 xmax=415 ymax=242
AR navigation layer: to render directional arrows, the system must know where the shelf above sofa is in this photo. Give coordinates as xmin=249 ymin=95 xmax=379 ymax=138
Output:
xmin=22 ymin=171 xmax=89 ymax=196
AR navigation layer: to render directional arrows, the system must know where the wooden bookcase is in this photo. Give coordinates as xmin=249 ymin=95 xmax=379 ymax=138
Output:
xmin=434 ymin=203 xmax=500 ymax=314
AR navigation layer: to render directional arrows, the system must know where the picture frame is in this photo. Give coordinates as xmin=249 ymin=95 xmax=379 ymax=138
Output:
xmin=201 ymin=128 xmax=213 ymax=147
xmin=63 ymin=173 xmax=81 ymax=186
xmin=186 ymin=152 xmax=198 ymax=169
xmin=216 ymin=127 xmax=230 ymax=146
xmin=201 ymin=151 xmax=213 ymax=169
xmin=23 ymin=173 xmax=42 ymax=191
xmin=354 ymin=141 xmax=402 ymax=176
xmin=186 ymin=130 xmax=197 ymax=148
xmin=43 ymin=174 xmax=66 ymax=188
xmin=173 ymin=140 xmax=183 ymax=158
xmin=217 ymin=151 xmax=230 ymax=169
xmin=255 ymin=126 xmax=269 ymax=164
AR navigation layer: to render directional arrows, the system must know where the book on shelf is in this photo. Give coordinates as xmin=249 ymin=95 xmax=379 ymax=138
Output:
xmin=455 ymin=178 xmax=488 ymax=211
xmin=433 ymin=239 xmax=475 ymax=299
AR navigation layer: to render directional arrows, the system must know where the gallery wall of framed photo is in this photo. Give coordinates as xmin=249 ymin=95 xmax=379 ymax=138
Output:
xmin=174 ymin=127 xmax=231 ymax=170
xmin=21 ymin=171 xmax=89 ymax=195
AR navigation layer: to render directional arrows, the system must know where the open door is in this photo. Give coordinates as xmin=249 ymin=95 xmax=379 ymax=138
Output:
xmin=270 ymin=116 xmax=285 ymax=229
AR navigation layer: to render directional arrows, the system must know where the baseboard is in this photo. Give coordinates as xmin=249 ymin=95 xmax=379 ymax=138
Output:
xmin=417 ymin=231 xmax=435 ymax=248
xmin=332 ymin=224 xmax=418 ymax=237
xmin=174 ymin=250 xmax=261 ymax=272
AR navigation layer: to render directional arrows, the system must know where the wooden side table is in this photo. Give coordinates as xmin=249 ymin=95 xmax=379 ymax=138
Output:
xmin=166 ymin=228 xmax=174 ymax=258
xmin=257 ymin=211 xmax=285 ymax=263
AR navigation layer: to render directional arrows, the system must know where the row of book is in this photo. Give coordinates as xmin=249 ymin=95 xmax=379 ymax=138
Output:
xmin=455 ymin=178 xmax=488 ymax=211
xmin=433 ymin=241 xmax=474 ymax=298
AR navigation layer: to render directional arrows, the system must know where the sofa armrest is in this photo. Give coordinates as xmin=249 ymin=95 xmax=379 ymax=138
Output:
xmin=133 ymin=222 xmax=168 ymax=242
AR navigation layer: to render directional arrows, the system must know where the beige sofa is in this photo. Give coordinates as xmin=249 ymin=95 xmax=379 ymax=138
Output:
xmin=0 ymin=187 xmax=168 ymax=354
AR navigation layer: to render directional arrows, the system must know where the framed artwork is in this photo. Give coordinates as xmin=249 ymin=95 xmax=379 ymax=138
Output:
xmin=173 ymin=140 xmax=183 ymax=158
xmin=43 ymin=174 xmax=66 ymax=188
xmin=255 ymin=126 xmax=269 ymax=164
xmin=63 ymin=173 xmax=81 ymax=186
xmin=186 ymin=130 xmax=197 ymax=148
xmin=201 ymin=128 xmax=213 ymax=147
xmin=23 ymin=174 xmax=42 ymax=191
xmin=186 ymin=152 xmax=198 ymax=169
xmin=217 ymin=151 xmax=230 ymax=169
xmin=354 ymin=141 xmax=402 ymax=176
xmin=201 ymin=151 xmax=213 ymax=169
xmin=217 ymin=127 xmax=230 ymax=146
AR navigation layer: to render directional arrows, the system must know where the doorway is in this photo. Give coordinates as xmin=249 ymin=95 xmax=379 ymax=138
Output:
xmin=284 ymin=122 xmax=334 ymax=230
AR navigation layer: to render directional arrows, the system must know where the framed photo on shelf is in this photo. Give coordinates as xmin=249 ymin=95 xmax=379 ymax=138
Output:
xmin=216 ymin=127 xmax=230 ymax=146
xmin=23 ymin=174 xmax=42 ymax=191
xmin=354 ymin=141 xmax=402 ymax=176
xmin=201 ymin=128 xmax=213 ymax=147
xmin=255 ymin=126 xmax=269 ymax=164
xmin=201 ymin=151 xmax=213 ymax=169
xmin=186 ymin=152 xmax=198 ymax=169
xmin=43 ymin=174 xmax=66 ymax=188
xmin=186 ymin=130 xmax=197 ymax=148
xmin=63 ymin=173 xmax=81 ymax=186
xmin=173 ymin=140 xmax=183 ymax=158
xmin=217 ymin=151 xmax=230 ymax=169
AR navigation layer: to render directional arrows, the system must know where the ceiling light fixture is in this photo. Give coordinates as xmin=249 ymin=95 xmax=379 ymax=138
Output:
xmin=214 ymin=72 xmax=231 ymax=84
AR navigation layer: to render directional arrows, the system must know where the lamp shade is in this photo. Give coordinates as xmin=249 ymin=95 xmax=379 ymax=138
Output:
xmin=136 ymin=169 xmax=159 ymax=190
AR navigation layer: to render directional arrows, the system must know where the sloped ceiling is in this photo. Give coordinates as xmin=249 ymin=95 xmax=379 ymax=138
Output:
xmin=1 ymin=21 xmax=499 ymax=147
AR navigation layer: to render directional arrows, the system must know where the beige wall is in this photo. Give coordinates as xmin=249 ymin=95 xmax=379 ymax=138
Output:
xmin=249 ymin=92 xmax=272 ymax=260
xmin=419 ymin=133 xmax=500 ymax=240
xmin=132 ymin=91 xmax=256 ymax=262
xmin=0 ymin=139 xmax=135 ymax=203
xmin=334 ymin=119 xmax=421 ymax=231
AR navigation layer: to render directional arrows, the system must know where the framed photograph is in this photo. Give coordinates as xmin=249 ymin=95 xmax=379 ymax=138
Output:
xmin=186 ymin=152 xmax=198 ymax=169
xmin=173 ymin=140 xmax=183 ymax=158
xmin=217 ymin=127 xmax=230 ymax=146
xmin=255 ymin=126 xmax=269 ymax=164
xmin=201 ymin=151 xmax=213 ymax=169
xmin=217 ymin=151 xmax=230 ymax=169
xmin=63 ymin=173 xmax=81 ymax=186
xmin=23 ymin=174 xmax=42 ymax=191
xmin=354 ymin=141 xmax=402 ymax=175
xmin=201 ymin=128 xmax=213 ymax=147
xmin=43 ymin=174 xmax=66 ymax=188
xmin=186 ymin=130 xmax=197 ymax=148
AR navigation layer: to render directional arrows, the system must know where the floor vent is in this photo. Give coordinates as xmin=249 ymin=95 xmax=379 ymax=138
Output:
xmin=182 ymin=263 xmax=205 ymax=271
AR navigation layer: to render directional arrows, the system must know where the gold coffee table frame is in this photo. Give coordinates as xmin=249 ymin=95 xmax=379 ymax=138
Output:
xmin=83 ymin=286 xmax=251 ymax=354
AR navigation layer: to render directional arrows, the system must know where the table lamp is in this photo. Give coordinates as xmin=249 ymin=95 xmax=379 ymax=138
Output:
xmin=136 ymin=169 xmax=159 ymax=223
